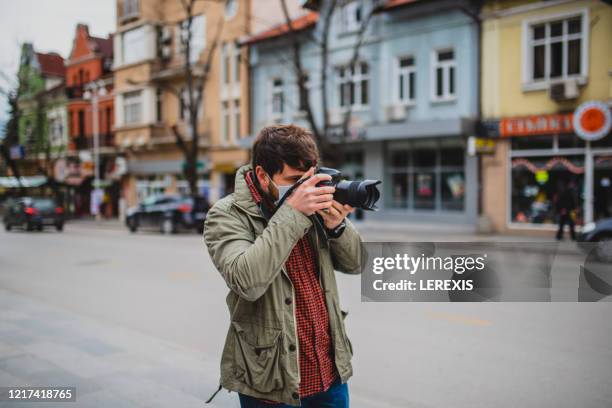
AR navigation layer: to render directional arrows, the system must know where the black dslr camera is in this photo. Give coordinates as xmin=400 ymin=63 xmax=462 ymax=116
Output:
xmin=316 ymin=167 xmax=381 ymax=211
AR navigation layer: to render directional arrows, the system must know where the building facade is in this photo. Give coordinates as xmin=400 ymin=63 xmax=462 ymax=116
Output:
xmin=63 ymin=24 xmax=119 ymax=217
xmin=480 ymin=0 xmax=612 ymax=234
xmin=246 ymin=0 xmax=481 ymax=224
xmin=15 ymin=43 xmax=67 ymax=183
xmin=112 ymin=0 xmax=302 ymax=211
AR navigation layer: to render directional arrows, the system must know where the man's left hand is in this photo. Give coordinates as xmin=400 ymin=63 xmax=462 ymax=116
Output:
xmin=317 ymin=200 xmax=355 ymax=229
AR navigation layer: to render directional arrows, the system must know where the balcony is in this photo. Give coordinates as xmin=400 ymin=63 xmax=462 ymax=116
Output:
xmin=66 ymin=86 xmax=85 ymax=99
xmin=69 ymin=134 xmax=116 ymax=152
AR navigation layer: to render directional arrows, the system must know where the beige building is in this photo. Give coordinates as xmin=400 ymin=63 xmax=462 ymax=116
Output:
xmin=480 ymin=0 xmax=612 ymax=235
xmin=113 ymin=0 xmax=304 ymax=211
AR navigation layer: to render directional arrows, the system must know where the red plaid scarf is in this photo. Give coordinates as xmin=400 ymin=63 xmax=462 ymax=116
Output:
xmin=244 ymin=171 xmax=338 ymax=402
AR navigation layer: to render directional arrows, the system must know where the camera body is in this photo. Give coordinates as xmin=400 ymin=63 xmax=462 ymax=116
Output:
xmin=316 ymin=167 xmax=381 ymax=211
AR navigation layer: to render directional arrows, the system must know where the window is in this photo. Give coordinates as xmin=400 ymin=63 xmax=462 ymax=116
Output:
xmin=122 ymin=26 xmax=147 ymax=65
xmin=179 ymin=87 xmax=201 ymax=121
xmin=432 ymin=49 xmax=455 ymax=101
xmin=221 ymin=101 xmax=230 ymax=143
xmin=225 ymin=0 xmax=238 ymax=20
xmin=123 ymin=90 xmax=142 ymax=125
xmin=222 ymin=43 xmax=231 ymax=85
xmin=337 ymin=62 xmax=369 ymax=108
xmin=233 ymin=99 xmax=240 ymax=140
xmin=340 ymin=1 xmax=362 ymax=33
xmin=296 ymin=73 xmax=311 ymax=112
xmin=78 ymin=110 xmax=85 ymax=136
xmin=270 ymin=78 xmax=284 ymax=119
xmin=155 ymin=88 xmax=163 ymax=122
xmin=386 ymin=139 xmax=465 ymax=211
xmin=123 ymin=0 xmax=139 ymax=18
xmin=233 ymin=46 xmax=241 ymax=84
xmin=525 ymin=12 xmax=586 ymax=84
xmin=396 ymin=56 xmax=416 ymax=104
xmin=178 ymin=14 xmax=206 ymax=63
xmin=511 ymin=155 xmax=584 ymax=225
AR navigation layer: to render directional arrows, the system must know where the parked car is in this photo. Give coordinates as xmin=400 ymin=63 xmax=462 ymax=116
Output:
xmin=125 ymin=194 xmax=209 ymax=234
xmin=3 ymin=197 xmax=65 ymax=232
xmin=577 ymin=218 xmax=612 ymax=262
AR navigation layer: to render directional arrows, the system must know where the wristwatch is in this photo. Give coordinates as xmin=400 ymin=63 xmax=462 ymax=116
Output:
xmin=326 ymin=220 xmax=346 ymax=238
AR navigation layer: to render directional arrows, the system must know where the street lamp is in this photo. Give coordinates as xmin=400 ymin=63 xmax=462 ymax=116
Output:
xmin=84 ymin=80 xmax=107 ymax=220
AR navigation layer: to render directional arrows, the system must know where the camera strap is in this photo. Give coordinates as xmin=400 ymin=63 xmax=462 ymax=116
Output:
xmin=274 ymin=175 xmax=312 ymax=211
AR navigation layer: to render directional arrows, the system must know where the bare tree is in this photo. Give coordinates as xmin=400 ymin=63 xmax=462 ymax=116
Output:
xmin=0 ymin=70 xmax=26 ymax=193
xmin=278 ymin=0 xmax=381 ymax=166
xmin=167 ymin=0 xmax=227 ymax=198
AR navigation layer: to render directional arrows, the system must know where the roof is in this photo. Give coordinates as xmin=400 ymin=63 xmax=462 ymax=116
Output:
xmin=242 ymin=11 xmax=319 ymax=45
xmin=91 ymin=35 xmax=113 ymax=59
xmin=35 ymin=52 xmax=65 ymax=77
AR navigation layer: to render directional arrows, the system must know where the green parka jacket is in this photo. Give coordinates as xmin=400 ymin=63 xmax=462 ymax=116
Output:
xmin=203 ymin=164 xmax=364 ymax=406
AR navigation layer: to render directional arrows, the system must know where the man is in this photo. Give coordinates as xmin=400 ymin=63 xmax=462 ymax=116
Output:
xmin=203 ymin=124 xmax=364 ymax=407
xmin=555 ymin=181 xmax=577 ymax=241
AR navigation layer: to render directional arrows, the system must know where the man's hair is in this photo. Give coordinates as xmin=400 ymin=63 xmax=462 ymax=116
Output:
xmin=252 ymin=124 xmax=319 ymax=176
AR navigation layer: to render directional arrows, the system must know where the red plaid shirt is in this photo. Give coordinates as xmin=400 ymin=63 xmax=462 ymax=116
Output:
xmin=245 ymin=171 xmax=338 ymax=403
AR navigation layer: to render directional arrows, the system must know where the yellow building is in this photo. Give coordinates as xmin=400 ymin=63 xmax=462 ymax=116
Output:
xmin=480 ymin=0 xmax=612 ymax=234
xmin=112 ymin=0 xmax=304 ymax=213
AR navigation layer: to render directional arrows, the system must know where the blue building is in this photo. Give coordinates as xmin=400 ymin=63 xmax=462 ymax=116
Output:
xmin=244 ymin=0 xmax=480 ymax=225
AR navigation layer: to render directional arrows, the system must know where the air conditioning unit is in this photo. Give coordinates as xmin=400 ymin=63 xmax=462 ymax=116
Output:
xmin=549 ymin=78 xmax=579 ymax=102
xmin=328 ymin=109 xmax=343 ymax=126
xmin=386 ymin=104 xmax=406 ymax=121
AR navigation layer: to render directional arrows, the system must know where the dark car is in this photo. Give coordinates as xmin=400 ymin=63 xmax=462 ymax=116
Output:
xmin=3 ymin=197 xmax=65 ymax=232
xmin=577 ymin=218 xmax=612 ymax=262
xmin=125 ymin=194 xmax=209 ymax=234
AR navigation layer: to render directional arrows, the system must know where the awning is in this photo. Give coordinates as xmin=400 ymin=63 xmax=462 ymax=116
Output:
xmin=0 ymin=176 xmax=47 ymax=188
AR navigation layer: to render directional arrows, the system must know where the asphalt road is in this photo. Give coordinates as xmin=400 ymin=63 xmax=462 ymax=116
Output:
xmin=0 ymin=222 xmax=611 ymax=408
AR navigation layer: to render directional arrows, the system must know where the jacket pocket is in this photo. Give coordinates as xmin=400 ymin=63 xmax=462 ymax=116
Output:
xmin=231 ymin=321 xmax=284 ymax=393
xmin=332 ymin=301 xmax=353 ymax=358
xmin=339 ymin=309 xmax=353 ymax=356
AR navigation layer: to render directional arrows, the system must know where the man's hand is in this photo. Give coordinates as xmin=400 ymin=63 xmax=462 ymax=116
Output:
xmin=317 ymin=200 xmax=355 ymax=230
xmin=285 ymin=167 xmax=336 ymax=216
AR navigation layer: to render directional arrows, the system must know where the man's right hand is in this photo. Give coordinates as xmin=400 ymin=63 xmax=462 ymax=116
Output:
xmin=285 ymin=167 xmax=336 ymax=216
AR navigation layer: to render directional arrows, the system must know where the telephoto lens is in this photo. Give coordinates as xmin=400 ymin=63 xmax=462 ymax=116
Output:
xmin=316 ymin=167 xmax=382 ymax=211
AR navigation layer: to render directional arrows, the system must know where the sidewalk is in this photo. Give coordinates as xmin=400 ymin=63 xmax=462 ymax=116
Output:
xmin=0 ymin=288 xmax=237 ymax=408
xmin=66 ymin=216 xmax=561 ymax=242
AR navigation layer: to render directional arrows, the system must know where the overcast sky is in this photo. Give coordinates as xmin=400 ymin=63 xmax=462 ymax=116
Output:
xmin=0 ymin=0 xmax=116 ymax=132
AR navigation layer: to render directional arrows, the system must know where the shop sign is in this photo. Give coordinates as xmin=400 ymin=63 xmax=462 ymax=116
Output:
xmin=468 ymin=136 xmax=496 ymax=155
xmin=9 ymin=145 xmax=24 ymax=160
xmin=500 ymin=113 xmax=573 ymax=137
xmin=573 ymin=101 xmax=612 ymax=141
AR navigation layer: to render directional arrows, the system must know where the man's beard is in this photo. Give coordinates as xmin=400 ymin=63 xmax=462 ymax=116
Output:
xmin=257 ymin=179 xmax=278 ymax=212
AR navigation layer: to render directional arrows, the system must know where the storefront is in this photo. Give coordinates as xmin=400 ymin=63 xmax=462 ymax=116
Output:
xmin=483 ymin=102 xmax=612 ymax=232
xmin=333 ymin=134 xmax=478 ymax=225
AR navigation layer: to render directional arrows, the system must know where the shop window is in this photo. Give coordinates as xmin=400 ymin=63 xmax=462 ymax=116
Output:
xmin=511 ymin=155 xmax=584 ymax=225
xmin=557 ymin=134 xmax=585 ymax=149
xmin=594 ymin=155 xmax=612 ymax=221
xmin=511 ymin=136 xmax=554 ymax=150
xmin=592 ymin=135 xmax=612 ymax=148
xmin=385 ymin=140 xmax=464 ymax=212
